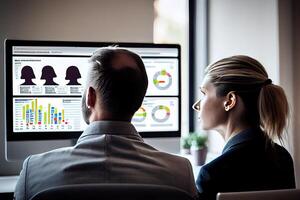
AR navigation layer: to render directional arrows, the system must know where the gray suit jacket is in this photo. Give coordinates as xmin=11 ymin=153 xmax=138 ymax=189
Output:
xmin=14 ymin=121 xmax=198 ymax=200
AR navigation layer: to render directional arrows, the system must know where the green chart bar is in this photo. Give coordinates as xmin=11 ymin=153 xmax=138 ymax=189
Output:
xmin=48 ymin=103 xmax=50 ymax=124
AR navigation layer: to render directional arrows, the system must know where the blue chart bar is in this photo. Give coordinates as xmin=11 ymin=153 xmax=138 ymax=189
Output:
xmin=51 ymin=107 xmax=54 ymax=124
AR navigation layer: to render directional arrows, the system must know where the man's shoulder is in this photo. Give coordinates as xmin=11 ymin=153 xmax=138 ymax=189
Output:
xmin=137 ymin=142 xmax=191 ymax=164
xmin=157 ymin=151 xmax=191 ymax=163
xmin=27 ymin=146 xmax=74 ymax=164
xmin=132 ymin=141 xmax=192 ymax=170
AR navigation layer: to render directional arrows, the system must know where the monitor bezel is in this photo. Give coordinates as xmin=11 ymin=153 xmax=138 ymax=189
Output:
xmin=5 ymin=39 xmax=181 ymax=141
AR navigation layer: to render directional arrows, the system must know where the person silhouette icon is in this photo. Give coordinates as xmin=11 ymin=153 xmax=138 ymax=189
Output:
xmin=20 ymin=65 xmax=36 ymax=85
xmin=65 ymin=66 xmax=81 ymax=85
xmin=41 ymin=65 xmax=58 ymax=85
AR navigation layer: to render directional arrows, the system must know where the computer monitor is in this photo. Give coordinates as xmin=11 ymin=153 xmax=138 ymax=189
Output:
xmin=5 ymin=39 xmax=181 ymax=160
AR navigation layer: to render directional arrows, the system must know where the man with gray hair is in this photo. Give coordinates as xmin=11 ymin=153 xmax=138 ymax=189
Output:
xmin=14 ymin=47 xmax=198 ymax=200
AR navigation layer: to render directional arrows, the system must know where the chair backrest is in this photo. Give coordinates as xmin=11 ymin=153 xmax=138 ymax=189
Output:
xmin=217 ymin=189 xmax=300 ymax=200
xmin=30 ymin=183 xmax=195 ymax=200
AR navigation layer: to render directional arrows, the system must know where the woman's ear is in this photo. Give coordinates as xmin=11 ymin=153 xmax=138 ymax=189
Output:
xmin=223 ymin=91 xmax=236 ymax=111
xmin=87 ymin=86 xmax=97 ymax=109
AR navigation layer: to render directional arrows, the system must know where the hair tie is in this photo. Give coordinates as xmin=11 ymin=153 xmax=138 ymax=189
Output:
xmin=263 ymin=79 xmax=272 ymax=86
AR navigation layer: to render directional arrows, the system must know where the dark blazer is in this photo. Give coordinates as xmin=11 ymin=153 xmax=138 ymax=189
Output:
xmin=196 ymin=128 xmax=296 ymax=200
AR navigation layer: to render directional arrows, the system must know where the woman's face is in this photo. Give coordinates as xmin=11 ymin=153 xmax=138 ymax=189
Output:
xmin=193 ymin=78 xmax=227 ymax=130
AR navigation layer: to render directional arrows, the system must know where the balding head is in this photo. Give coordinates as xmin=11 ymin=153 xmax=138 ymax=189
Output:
xmin=82 ymin=47 xmax=148 ymax=123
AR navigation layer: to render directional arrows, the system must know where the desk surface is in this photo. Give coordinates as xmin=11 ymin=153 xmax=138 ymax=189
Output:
xmin=0 ymin=176 xmax=18 ymax=193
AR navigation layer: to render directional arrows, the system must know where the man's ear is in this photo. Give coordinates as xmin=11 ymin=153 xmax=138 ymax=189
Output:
xmin=223 ymin=91 xmax=236 ymax=111
xmin=86 ymin=86 xmax=97 ymax=108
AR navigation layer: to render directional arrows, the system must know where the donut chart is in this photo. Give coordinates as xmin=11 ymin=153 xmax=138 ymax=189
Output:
xmin=153 ymin=69 xmax=172 ymax=90
xmin=151 ymin=105 xmax=170 ymax=123
xmin=132 ymin=107 xmax=147 ymax=122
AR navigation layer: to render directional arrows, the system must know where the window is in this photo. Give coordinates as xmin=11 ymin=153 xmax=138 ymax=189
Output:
xmin=154 ymin=0 xmax=189 ymax=136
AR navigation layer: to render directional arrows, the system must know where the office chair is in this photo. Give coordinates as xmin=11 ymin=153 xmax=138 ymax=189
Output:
xmin=30 ymin=183 xmax=195 ymax=200
xmin=217 ymin=188 xmax=300 ymax=200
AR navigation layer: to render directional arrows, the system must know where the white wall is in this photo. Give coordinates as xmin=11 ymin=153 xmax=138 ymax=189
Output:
xmin=0 ymin=0 xmax=154 ymax=175
xmin=208 ymin=0 xmax=279 ymax=82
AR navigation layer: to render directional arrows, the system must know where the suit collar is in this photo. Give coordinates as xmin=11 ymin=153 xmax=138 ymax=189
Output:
xmin=222 ymin=127 xmax=263 ymax=154
xmin=77 ymin=120 xmax=142 ymax=143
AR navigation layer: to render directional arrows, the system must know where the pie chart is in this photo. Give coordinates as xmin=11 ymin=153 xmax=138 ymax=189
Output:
xmin=151 ymin=105 xmax=170 ymax=123
xmin=132 ymin=107 xmax=147 ymax=122
xmin=153 ymin=69 xmax=172 ymax=90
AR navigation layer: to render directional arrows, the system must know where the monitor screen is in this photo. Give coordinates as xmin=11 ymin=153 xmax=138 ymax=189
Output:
xmin=5 ymin=40 xmax=181 ymax=141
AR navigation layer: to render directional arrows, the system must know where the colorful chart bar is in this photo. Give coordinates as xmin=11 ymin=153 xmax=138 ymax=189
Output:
xmin=22 ymin=99 xmax=66 ymax=126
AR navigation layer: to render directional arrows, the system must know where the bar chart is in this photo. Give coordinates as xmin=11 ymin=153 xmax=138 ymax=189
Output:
xmin=22 ymin=99 xmax=66 ymax=126
xmin=13 ymin=97 xmax=83 ymax=132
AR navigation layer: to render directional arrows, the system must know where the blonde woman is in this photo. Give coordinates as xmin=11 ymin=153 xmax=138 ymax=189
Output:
xmin=193 ymin=55 xmax=295 ymax=200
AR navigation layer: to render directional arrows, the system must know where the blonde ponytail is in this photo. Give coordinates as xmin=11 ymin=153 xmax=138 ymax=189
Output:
xmin=258 ymin=83 xmax=289 ymax=141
